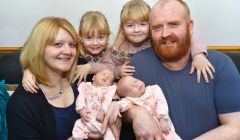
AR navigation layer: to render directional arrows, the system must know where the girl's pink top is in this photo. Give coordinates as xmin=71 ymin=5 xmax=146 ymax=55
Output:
xmin=83 ymin=48 xmax=116 ymax=74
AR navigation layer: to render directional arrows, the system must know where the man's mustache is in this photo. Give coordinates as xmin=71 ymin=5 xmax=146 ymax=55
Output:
xmin=158 ymin=34 xmax=178 ymax=45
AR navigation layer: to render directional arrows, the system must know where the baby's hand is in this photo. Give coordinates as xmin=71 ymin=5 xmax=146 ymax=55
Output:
xmin=109 ymin=104 xmax=122 ymax=124
xmin=117 ymin=61 xmax=135 ymax=78
xmin=22 ymin=68 xmax=39 ymax=93
xmin=80 ymin=108 xmax=91 ymax=122
xmin=159 ymin=118 xmax=171 ymax=135
xmin=96 ymin=110 xmax=105 ymax=123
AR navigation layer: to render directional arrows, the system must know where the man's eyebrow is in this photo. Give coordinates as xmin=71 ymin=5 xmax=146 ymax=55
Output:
xmin=168 ymin=20 xmax=180 ymax=24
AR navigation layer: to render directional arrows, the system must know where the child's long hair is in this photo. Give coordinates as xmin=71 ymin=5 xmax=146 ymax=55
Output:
xmin=78 ymin=11 xmax=111 ymax=56
xmin=114 ymin=0 xmax=150 ymax=48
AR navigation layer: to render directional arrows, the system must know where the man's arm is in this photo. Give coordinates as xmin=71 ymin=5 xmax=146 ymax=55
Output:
xmin=102 ymin=104 xmax=164 ymax=140
xmin=194 ymin=112 xmax=240 ymax=139
xmin=194 ymin=53 xmax=240 ymax=139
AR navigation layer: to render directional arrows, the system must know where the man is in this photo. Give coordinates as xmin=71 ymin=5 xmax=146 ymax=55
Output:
xmin=126 ymin=0 xmax=240 ymax=139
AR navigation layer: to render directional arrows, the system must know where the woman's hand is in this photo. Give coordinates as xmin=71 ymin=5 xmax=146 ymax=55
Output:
xmin=22 ymin=68 xmax=39 ymax=93
xmin=96 ymin=110 xmax=105 ymax=123
xmin=190 ymin=53 xmax=215 ymax=83
xmin=73 ymin=64 xmax=92 ymax=85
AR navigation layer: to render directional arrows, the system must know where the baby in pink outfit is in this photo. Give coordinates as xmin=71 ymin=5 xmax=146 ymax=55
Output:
xmin=110 ymin=76 xmax=181 ymax=140
xmin=72 ymin=69 xmax=117 ymax=140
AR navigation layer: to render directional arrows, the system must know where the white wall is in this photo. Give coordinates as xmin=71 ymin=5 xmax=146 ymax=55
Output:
xmin=0 ymin=0 xmax=239 ymax=46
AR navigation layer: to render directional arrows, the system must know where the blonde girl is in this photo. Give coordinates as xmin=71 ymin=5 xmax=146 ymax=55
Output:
xmin=74 ymin=11 xmax=116 ymax=84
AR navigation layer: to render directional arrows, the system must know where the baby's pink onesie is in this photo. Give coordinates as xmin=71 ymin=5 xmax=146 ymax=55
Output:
xmin=72 ymin=82 xmax=116 ymax=140
xmin=118 ymin=85 xmax=182 ymax=140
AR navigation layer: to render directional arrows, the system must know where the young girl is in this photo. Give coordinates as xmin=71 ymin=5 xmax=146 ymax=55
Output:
xmin=22 ymin=11 xmax=116 ymax=92
xmin=112 ymin=0 xmax=215 ymax=82
xmin=74 ymin=11 xmax=116 ymax=84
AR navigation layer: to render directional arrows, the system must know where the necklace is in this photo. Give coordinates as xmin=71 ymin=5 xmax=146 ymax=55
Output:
xmin=39 ymin=82 xmax=64 ymax=100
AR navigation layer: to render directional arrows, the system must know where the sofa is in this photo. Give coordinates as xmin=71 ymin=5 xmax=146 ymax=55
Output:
xmin=224 ymin=52 xmax=240 ymax=72
xmin=0 ymin=50 xmax=240 ymax=86
xmin=0 ymin=52 xmax=22 ymax=85
xmin=0 ymin=49 xmax=239 ymax=140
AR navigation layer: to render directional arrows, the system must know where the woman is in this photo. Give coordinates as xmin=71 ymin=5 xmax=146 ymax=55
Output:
xmin=7 ymin=16 xmax=80 ymax=140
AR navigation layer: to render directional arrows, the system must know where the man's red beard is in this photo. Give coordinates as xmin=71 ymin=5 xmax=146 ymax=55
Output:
xmin=152 ymin=27 xmax=191 ymax=62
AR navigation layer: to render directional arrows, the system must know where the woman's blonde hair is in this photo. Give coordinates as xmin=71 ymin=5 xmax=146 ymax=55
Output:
xmin=78 ymin=11 xmax=110 ymax=56
xmin=114 ymin=0 xmax=150 ymax=47
xmin=20 ymin=16 xmax=80 ymax=86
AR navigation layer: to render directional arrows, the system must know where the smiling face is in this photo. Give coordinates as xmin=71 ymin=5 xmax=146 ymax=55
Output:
xmin=150 ymin=0 xmax=192 ymax=62
xmin=92 ymin=69 xmax=114 ymax=87
xmin=123 ymin=21 xmax=149 ymax=46
xmin=44 ymin=28 xmax=77 ymax=76
xmin=117 ymin=76 xmax=145 ymax=98
xmin=81 ymin=28 xmax=108 ymax=55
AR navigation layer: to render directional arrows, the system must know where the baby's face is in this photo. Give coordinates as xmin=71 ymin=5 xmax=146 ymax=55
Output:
xmin=93 ymin=69 xmax=114 ymax=86
xmin=119 ymin=76 xmax=145 ymax=98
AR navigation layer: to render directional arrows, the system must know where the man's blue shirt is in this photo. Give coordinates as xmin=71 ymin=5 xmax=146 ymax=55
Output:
xmin=131 ymin=48 xmax=240 ymax=139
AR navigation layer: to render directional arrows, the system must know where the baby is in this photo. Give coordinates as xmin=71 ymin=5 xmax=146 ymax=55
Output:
xmin=110 ymin=76 xmax=181 ymax=140
xmin=72 ymin=69 xmax=117 ymax=140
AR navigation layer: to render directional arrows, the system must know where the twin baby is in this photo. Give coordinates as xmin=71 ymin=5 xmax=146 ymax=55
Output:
xmin=72 ymin=69 xmax=181 ymax=140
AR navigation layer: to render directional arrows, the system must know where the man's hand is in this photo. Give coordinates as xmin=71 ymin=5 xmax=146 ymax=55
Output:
xmin=126 ymin=106 xmax=164 ymax=140
xmin=158 ymin=118 xmax=171 ymax=135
